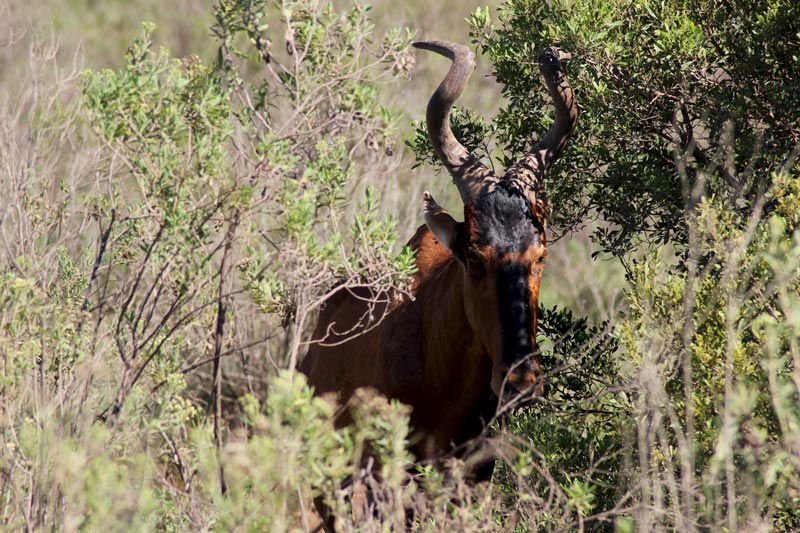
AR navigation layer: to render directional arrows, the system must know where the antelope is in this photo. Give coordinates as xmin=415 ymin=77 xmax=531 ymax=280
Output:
xmin=300 ymin=39 xmax=576 ymax=479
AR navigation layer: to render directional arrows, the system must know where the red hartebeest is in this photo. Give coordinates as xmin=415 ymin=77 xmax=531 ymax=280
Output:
xmin=300 ymin=40 xmax=577 ymax=476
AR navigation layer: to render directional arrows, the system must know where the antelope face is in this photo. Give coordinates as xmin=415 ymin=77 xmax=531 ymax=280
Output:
xmin=416 ymin=40 xmax=576 ymax=404
xmin=465 ymin=190 xmax=546 ymax=399
xmin=425 ymin=188 xmax=546 ymax=401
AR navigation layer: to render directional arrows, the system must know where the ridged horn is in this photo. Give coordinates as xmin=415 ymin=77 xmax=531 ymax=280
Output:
xmin=414 ymin=40 xmax=497 ymax=204
xmin=502 ymin=47 xmax=577 ymax=223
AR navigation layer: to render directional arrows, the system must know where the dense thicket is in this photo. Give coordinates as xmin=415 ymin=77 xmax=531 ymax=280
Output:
xmin=472 ymin=0 xmax=799 ymax=258
xmin=411 ymin=0 xmax=800 ymax=529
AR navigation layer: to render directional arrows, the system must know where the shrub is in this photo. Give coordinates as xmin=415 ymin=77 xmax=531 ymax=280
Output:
xmin=435 ymin=0 xmax=800 ymax=529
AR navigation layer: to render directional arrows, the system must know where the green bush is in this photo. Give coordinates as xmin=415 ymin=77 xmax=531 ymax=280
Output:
xmin=431 ymin=0 xmax=800 ymax=529
xmin=469 ymin=0 xmax=800 ymax=259
xmin=2 ymin=1 xmax=422 ymax=529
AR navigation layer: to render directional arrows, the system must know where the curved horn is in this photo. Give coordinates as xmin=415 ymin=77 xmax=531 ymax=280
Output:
xmin=414 ymin=40 xmax=497 ymax=204
xmin=503 ymin=47 xmax=577 ymax=220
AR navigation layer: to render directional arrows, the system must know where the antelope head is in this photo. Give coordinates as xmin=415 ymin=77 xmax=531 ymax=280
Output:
xmin=415 ymin=40 xmax=577 ymax=402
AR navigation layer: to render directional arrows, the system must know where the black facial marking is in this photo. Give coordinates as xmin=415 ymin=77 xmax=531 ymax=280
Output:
xmin=472 ymin=188 xmax=540 ymax=365
xmin=472 ymin=188 xmax=540 ymax=255
xmin=497 ymin=261 xmax=533 ymax=365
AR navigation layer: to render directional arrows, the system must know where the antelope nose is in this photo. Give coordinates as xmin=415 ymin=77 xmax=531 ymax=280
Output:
xmin=504 ymin=361 xmax=544 ymax=398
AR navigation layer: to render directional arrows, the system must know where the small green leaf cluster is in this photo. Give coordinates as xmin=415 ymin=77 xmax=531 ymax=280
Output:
xmin=406 ymin=107 xmax=494 ymax=170
xmin=203 ymin=372 xmax=412 ymax=530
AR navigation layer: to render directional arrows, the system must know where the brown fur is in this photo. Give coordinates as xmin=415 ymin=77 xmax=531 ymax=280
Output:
xmin=300 ymin=212 xmax=543 ymax=463
xmin=302 ymin=224 xmax=497 ymax=459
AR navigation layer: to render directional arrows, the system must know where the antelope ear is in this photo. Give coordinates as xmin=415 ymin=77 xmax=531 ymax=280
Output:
xmin=423 ymin=191 xmax=458 ymax=251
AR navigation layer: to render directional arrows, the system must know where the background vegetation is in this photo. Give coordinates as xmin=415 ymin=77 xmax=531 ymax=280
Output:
xmin=1 ymin=0 xmax=798 ymax=531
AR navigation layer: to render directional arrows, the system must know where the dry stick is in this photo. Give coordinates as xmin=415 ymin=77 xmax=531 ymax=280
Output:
xmin=117 ymin=290 xmax=225 ymax=407
xmin=212 ymin=211 xmax=240 ymax=496
xmin=99 ymin=248 xmax=233 ymax=422
xmin=133 ymin=229 xmax=230 ymax=355
xmin=131 ymin=252 xmax=174 ymax=340
xmin=107 ymin=277 xmax=207 ymax=420
xmin=114 ymin=222 xmax=166 ymax=370
xmin=721 ymin=194 xmax=766 ymax=531
xmin=67 ymin=209 xmax=117 ymax=419
xmin=287 ymin=298 xmax=306 ymax=371
xmin=678 ymin=140 xmax=706 ymax=531
xmin=81 ymin=208 xmax=116 ymax=314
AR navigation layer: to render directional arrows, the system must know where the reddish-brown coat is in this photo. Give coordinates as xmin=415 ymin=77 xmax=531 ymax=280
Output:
xmin=300 ymin=223 xmax=503 ymax=462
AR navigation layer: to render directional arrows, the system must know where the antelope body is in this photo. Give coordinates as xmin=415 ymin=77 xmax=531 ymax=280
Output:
xmin=300 ymin=40 xmax=577 ymax=473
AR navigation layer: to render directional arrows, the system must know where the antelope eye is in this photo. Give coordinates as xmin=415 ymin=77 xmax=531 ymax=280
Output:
xmin=465 ymin=248 xmax=482 ymax=266
xmin=464 ymin=247 xmax=486 ymax=280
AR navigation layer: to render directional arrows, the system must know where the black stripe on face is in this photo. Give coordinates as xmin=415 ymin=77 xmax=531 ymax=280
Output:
xmin=496 ymin=261 xmax=533 ymax=366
